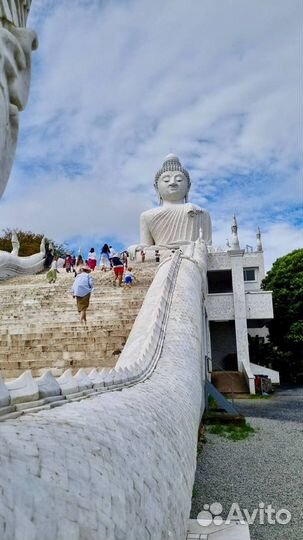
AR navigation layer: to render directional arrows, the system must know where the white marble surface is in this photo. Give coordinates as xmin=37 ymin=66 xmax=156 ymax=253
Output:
xmin=36 ymin=371 xmax=61 ymax=398
xmin=0 ymin=376 xmax=10 ymax=408
xmin=6 ymin=370 xmax=39 ymax=404
xmin=56 ymin=369 xmax=79 ymax=395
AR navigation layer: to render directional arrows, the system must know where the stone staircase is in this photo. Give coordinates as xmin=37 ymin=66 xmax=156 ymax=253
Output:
xmin=211 ymin=371 xmax=249 ymax=395
xmin=0 ymin=264 xmax=157 ymax=379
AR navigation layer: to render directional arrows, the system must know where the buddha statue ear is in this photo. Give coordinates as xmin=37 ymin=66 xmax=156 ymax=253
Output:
xmin=185 ymin=181 xmax=191 ymax=203
xmin=154 ymin=183 xmax=163 ymax=205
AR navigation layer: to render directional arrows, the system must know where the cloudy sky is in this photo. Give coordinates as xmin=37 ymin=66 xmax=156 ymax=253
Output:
xmin=1 ymin=0 xmax=302 ymax=268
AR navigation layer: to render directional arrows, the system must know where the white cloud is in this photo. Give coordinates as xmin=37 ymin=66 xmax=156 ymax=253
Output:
xmin=0 ymin=0 xmax=302 ymax=268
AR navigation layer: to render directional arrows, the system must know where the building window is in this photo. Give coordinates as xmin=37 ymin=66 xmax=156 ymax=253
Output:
xmin=208 ymin=270 xmax=233 ymax=293
xmin=243 ymin=268 xmax=257 ymax=281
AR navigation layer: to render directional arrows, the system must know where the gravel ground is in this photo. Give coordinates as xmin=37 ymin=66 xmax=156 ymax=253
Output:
xmin=191 ymin=386 xmax=303 ymax=540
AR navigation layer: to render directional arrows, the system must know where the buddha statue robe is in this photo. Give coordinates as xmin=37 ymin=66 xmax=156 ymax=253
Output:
xmin=140 ymin=203 xmax=212 ymax=247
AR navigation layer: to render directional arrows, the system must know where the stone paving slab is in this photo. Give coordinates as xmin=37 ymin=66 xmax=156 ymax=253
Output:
xmin=187 ymin=518 xmax=250 ymax=539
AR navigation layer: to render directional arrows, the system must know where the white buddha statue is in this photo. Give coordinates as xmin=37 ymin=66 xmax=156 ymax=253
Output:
xmin=130 ymin=155 xmax=212 ymax=258
xmin=0 ymin=1 xmax=44 ymax=278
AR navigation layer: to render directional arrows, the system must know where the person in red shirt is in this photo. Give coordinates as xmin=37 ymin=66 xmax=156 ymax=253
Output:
xmin=63 ymin=254 xmax=73 ymax=272
xmin=87 ymin=248 xmax=97 ymax=271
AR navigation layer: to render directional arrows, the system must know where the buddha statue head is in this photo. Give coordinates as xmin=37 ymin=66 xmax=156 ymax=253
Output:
xmin=154 ymin=154 xmax=191 ymax=204
xmin=0 ymin=1 xmax=37 ymax=197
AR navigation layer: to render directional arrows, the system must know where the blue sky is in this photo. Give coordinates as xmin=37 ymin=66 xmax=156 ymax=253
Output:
xmin=0 ymin=0 xmax=302 ymax=268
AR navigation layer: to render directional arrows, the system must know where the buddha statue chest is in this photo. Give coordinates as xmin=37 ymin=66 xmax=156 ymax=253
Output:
xmin=141 ymin=203 xmax=212 ymax=246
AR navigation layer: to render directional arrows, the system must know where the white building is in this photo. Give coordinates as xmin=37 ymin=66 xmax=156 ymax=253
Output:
xmin=206 ymin=217 xmax=278 ymax=393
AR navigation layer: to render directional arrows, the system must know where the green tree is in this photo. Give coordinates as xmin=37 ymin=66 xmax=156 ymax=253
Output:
xmin=262 ymin=248 xmax=303 ymax=382
xmin=0 ymin=229 xmax=68 ymax=258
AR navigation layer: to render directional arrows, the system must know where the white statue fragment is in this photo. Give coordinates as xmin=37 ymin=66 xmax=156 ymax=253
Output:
xmin=0 ymin=0 xmax=37 ymax=197
xmin=0 ymin=1 xmax=45 ymax=279
xmin=0 ymin=232 xmax=45 ymax=280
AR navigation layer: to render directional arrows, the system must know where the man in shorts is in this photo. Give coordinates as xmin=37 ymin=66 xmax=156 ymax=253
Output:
xmin=71 ymin=265 xmax=94 ymax=323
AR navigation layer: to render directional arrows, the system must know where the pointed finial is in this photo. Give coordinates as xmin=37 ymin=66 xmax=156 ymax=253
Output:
xmin=40 ymin=237 xmax=46 ymax=256
xmin=11 ymin=231 xmax=20 ymax=256
xmin=256 ymin=227 xmax=263 ymax=252
xmin=231 ymin=215 xmax=240 ymax=250
xmin=226 ymin=238 xmax=230 ymax=249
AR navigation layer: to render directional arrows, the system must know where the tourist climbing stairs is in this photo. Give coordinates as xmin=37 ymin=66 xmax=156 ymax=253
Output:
xmin=0 ymin=264 xmax=157 ymax=379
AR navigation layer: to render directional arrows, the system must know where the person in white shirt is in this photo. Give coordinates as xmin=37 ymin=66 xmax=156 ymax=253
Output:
xmin=71 ymin=265 xmax=94 ymax=323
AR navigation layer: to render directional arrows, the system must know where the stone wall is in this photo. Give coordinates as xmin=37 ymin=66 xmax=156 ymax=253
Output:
xmin=0 ymin=254 xmax=205 ymax=540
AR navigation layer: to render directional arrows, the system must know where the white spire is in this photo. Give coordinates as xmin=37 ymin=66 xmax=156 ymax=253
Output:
xmin=256 ymin=227 xmax=263 ymax=252
xmin=11 ymin=231 xmax=20 ymax=256
xmin=230 ymin=215 xmax=240 ymax=250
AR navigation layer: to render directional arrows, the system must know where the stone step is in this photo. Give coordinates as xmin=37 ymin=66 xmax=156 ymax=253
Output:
xmin=0 ymin=330 xmax=130 ymax=342
xmin=211 ymin=371 xmax=249 ymax=394
xmin=0 ymin=323 xmax=134 ymax=335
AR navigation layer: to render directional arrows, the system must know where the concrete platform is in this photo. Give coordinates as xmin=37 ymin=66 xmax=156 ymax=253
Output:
xmin=187 ymin=519 xmax=250 ymax=539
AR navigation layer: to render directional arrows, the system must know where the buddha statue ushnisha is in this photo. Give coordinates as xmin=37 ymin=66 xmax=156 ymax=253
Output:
xmin=139 ymin=154 xmax=212 ymax=250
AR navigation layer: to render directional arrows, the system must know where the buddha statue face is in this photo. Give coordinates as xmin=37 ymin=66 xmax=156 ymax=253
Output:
xmin=154 ymin=154 xmax=191 ymax=204
xmin=157 ymin=171 xmax=189 ymax=203
xmin=0 ymin=25 xmax=37 ymax=197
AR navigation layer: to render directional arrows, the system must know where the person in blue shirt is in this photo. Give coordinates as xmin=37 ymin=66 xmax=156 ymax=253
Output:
xmin=71 ymin=265 xmax=94 ymax=323
xmin=124 ymin=267 xmax=135 ymax=287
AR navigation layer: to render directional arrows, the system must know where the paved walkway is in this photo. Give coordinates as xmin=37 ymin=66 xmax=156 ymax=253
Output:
xmin=191 ymin=386 xmax=303 ymax=540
